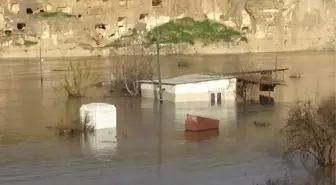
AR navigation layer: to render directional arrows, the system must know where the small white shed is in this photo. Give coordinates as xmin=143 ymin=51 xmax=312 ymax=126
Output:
xmin=80 ymin=103 xmax=117 ymax=130
xmin=139 ymin=74 xmax=237 ymax=104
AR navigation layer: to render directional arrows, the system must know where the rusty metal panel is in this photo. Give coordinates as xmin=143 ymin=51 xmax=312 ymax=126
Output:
xmin=184 ymin=114 xmax=219 ymax=132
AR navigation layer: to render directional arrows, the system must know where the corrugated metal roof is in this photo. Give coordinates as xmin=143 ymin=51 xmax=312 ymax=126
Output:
xmin=139 ymin=74 xmax=235 ymax=85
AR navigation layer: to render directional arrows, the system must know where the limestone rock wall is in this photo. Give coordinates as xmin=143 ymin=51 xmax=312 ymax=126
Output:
xmin=0 ymin=0 xmax=335 ymax=52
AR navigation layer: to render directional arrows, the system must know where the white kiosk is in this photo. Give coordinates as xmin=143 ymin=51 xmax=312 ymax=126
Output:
xmin=79 ymin=103 xmax=117 ymax=154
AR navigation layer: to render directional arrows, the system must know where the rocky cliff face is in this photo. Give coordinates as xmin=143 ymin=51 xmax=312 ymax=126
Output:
xmin=0 ymin=0 xmax=335 ymax=55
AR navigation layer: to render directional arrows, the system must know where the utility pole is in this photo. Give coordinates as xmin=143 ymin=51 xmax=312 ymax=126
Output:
xmin=156 ymin=94 xmax=163 ymax=177
xmin=39 ymin=46 xmax=43 ymax=85
xmin=155 ymin=11 xmax=163 ymax=103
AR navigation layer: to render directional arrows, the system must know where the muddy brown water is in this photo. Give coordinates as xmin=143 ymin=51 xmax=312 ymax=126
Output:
xmin=0 ymin=51 xmax=334 ymax=185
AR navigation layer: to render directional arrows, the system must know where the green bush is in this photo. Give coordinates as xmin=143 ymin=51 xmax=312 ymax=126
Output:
xmin=54 ymin=61 xmax=98 ymax=98
xmin=146 ymin=17 xmax=241 ymax=44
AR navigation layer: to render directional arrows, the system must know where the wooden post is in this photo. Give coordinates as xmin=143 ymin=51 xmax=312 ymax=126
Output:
xmin=244 ymin=83 xmax=246 ymax=103
xmin=39 ymin=47 xmax=43 ymax=85
xmin=243 ymin=82 xmax=247 ymax=113
xmin=274 ymin=56 xmax=278 ymax=80
xmin=268 ymin=87 xmax=271 ymax=104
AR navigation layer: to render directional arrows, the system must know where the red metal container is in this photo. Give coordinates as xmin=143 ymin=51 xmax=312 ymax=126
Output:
xmin=184 ymin=114 xmax=219 ymax=132
xmin=184 ymin=130 xmax=219 ymax=141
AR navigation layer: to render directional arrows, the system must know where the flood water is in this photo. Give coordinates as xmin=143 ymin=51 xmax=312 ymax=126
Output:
xmin=0 ymin=51 xmax=335 ymax=185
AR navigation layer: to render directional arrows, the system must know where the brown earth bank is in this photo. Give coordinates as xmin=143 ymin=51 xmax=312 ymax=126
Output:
xmin=1 ymin=37 xmax=335 ymax=59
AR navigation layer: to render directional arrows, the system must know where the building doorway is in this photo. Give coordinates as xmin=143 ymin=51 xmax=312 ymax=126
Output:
xmin=209 ymin=91 xmax=222 ymax=106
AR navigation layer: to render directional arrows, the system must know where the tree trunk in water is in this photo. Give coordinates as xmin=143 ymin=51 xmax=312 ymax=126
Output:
xmin=317 ymin=145 xmax=334 ymax=166
xmin=328 ymin=147 xmax=334 ymax=166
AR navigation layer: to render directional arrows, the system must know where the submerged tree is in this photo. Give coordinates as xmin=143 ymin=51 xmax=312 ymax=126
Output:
xmin=283 ymin=95 xmax=336 ymax=166
xmin=54 ymin=61 xmax=98 ymax=98
xmin=110 ymin=43 xmax=156 ymax=97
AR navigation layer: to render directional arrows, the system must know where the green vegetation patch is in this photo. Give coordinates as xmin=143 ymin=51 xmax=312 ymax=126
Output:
xmin=24 ymin=40 xmax=38 ymax=47
xmin=34 ymin=11 xmax=75 ymax=18
xmin=146 ymin=17 xmax=241 ymax=44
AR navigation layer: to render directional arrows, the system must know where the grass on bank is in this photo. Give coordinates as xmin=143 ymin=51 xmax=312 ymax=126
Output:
xmin=24 ymin=40 xmax=38 ymax=47
xmin=33 ymin=11 xmax=75 ymax=19
xmin=103 ymin=17 xmax=242 ymax=48
xmin=48 ymin=113 xmax=95 ymax=136
xmin=146 ymin=17 xmax=241 ymax=44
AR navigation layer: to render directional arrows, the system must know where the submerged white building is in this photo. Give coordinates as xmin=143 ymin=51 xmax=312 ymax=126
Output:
xmin=139 ymin=74 xmax=237 ymax=104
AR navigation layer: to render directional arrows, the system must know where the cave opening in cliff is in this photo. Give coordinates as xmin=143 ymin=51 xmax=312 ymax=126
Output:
xmin=4 ymin=30 xmax=12 ymax=36
xmin=118 ymin=17 xmax=126 ymax=22
xmin=40 ymin=10 xmax=44 ymax=12
xmin=242 ymin=26 xmax=249 ymax=33
xmin=95 ymin=24 xmax=106 ymax=30
xmin=152 ymin=0 xmax=162 ymax=7
xmin=240 ymin=36 xmax=248 ymax=43
xmin=17 ymin=23 xmax=26 ymax=30
xmin=78 ymin=14 xmax=82 ymax=18
xmin=108 ymin=33 xmax=115 ymax=38
xmin=118 ymin=17 xmax=126 ymax=28
xmin=139 ymin=13 xmax=148 ymax=20
xmin=26 ymin=8 xmax=33 ymax=15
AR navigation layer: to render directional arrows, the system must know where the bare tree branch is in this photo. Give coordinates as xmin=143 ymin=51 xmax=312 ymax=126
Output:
xmin=283 ymin=96 xmax=336 ymax=166
xmin=110 ymin=41 xmax=156 ymax=97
